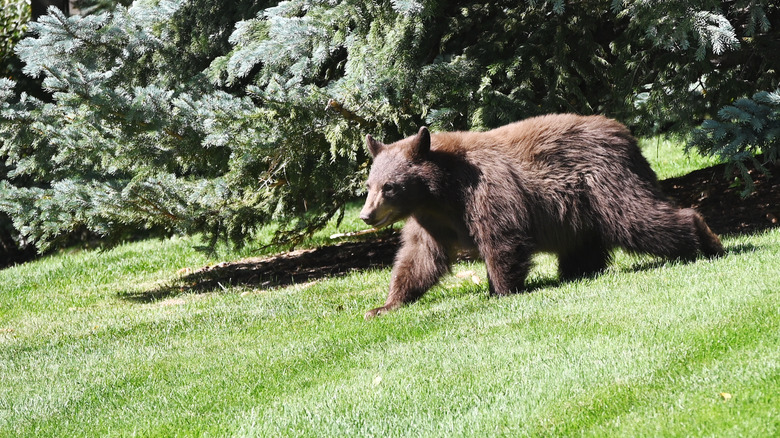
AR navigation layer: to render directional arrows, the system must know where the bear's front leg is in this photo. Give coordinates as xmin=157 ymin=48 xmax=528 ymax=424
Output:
xmin=365 ymin=219 xmax=450 ymax=319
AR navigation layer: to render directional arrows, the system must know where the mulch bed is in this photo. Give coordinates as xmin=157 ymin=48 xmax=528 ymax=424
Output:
xmin=660 ymin=159 xmax=779 ymax=236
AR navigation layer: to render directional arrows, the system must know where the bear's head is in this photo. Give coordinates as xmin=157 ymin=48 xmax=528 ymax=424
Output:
xmin=360 ymin=126 xmax=433 ymax=228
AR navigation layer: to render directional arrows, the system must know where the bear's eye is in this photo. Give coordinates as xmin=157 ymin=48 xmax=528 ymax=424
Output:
xmin=382 ymin=183 xmax=397 ymax=194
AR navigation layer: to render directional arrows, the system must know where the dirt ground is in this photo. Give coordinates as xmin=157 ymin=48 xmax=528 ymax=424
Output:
xmin=660 ymin=159 xmax=779 ymax=236
xmin=169 ymin=158 xmax=778 ymax=297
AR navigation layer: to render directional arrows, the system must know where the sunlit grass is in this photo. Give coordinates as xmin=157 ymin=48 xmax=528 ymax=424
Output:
xmin=639 ymin=135 xmax=720 ymax=180
xmin=1 ymin=229 xmax=777 ymax=436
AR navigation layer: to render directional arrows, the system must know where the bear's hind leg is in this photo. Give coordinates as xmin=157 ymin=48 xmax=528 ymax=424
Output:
xmin=689 ymin=209 xmax=725 ymax=257
xmin=558 ymin=235 xmax=611 ymax=281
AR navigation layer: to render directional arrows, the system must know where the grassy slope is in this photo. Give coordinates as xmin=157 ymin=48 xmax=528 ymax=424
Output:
xmin=1 ymin=140 xmax=777 ymax=437
xmin=637 ymin=136 xmax=720 ymax=180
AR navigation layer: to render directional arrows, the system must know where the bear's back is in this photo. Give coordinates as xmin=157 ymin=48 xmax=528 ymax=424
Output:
xmin=429 ymin=114 xmax=647 ymax=181
xmin=431 ymin=114 xmax=634 ymax=159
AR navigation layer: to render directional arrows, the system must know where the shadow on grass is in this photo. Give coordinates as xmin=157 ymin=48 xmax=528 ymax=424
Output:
xmin=120 ymin=234 xmax=401 ymax=303
xmin=622 ymin=241 xmax=760 ymax=274
xmin=120 ymin=228 xmax=771 ymax=304
xmin=520 ymin=277 xmax=563 ymax=293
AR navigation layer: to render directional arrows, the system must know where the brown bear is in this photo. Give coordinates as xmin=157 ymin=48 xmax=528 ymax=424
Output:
xmin=359 ymin=114 xmax=724 ymax=319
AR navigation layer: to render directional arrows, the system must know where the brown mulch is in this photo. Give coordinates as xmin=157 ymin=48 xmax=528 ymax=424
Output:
xmin=129 ymin=159 xmax=778 ymax=301
xmin=660 ymin=159 xmax=779 ymax=236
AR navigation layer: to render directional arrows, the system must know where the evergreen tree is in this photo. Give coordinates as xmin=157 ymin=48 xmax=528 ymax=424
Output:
xmin=1 ymin=0 xmax=33 ymax=265
xmin=1 ymin=1 xmax=274 ymax=251
xmin=1 ymin=0 xmax=30 ymax=71
xmin=1 ymin=0 xmax=128 ymax=265
xmin=691 ymin=89 xmax=780 ymax=195
xmin=0 ymin=0 xmax=777 ymax=253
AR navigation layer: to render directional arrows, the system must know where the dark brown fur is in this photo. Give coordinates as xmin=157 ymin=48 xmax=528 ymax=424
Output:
xmin=360 ymin=114 xmax=724 ymax=318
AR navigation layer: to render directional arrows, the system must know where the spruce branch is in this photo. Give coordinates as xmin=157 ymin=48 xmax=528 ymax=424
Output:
xmin=325 ymin=99 xmax=376 ymax=129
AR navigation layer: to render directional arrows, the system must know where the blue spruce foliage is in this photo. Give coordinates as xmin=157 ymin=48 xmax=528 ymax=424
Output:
xmin=0 ymin=0 xmax=777 ymax=252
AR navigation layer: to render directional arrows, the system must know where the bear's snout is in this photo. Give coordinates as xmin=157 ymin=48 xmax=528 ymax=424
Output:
xmin=359 ymin=196 xmax=396 ymax=228
xmin=360 ymin=189 xmax=383 ymax=226
xmin=359 ymin=210 xmax=374 ymax=224
xmin=359 ymin=200 xmax=379 ymax=226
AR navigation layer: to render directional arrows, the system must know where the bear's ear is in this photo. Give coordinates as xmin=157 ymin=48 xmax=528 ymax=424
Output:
xmin=411 ymin=126 xmax=431 ymax=159
xmin=366 ymin=134 xmax=384 ymax=158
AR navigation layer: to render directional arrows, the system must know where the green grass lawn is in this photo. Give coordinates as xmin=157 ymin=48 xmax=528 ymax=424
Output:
xmin=1 ymin=140 xmax=778 ymax=437
xmin=638 ymin=136 xmax=720 ymax=180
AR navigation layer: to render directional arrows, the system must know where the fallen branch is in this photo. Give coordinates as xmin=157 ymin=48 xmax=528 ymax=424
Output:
xmin=329 ymin=228 xmax=381 ymax=240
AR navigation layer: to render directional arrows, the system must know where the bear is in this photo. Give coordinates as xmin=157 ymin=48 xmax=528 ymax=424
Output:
xmin=359 ymin=114 xmax=724 ymax=319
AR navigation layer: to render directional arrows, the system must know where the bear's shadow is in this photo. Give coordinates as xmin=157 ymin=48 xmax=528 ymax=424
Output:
xmin=120 ymin=238 xmax=752 ymax=304
xmin=120 ymin=234 xmax=402 ymax=303
xmin=622 ymin=241 xmax=755 ymax=274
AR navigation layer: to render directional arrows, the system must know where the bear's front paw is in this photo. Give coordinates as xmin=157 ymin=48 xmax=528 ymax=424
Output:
xmin=364 ymin=303 xmax=401 ymax=320
xmin=364 ymin=306 xmax=388 ymax=320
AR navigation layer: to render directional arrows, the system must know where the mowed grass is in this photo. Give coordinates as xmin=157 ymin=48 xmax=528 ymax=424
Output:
xmin=638 ymin=136 xmax=720 ymax=179
xmin=1 ymin=139 xmax=778 ymax=436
